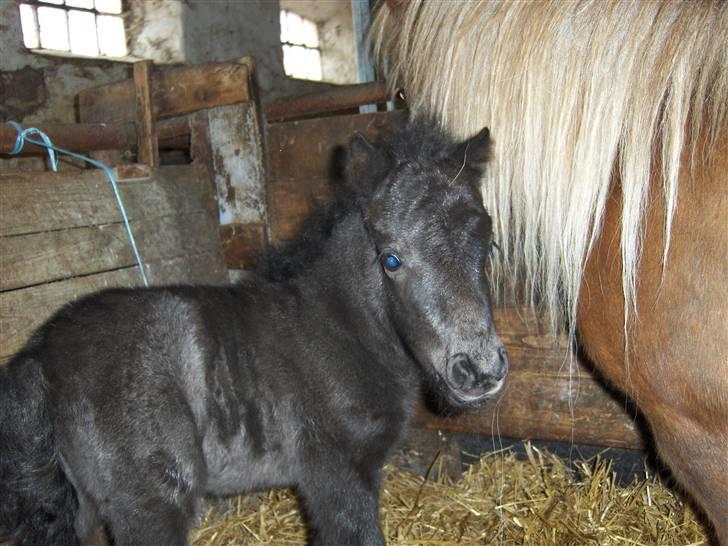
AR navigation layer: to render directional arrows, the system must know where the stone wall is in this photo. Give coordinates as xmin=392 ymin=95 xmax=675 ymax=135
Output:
xmin=0 ymin=0 xmax=332 ymax=128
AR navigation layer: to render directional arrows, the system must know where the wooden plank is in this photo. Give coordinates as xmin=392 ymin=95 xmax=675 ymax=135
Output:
xmin=417 ymin=305 xmax=644 ymax=449
xmin=219 ymin=223 xmax=266 ymax=270
xmin=143 ymin=250 xmax=227 ymax=286
xmin=268 ymin=176 xmax=337 ymax=242
xmin=1 ymin=268 xmax=140 ymax=361
xmin=0 ymin=164 xmax=216 ymax=237
xmin=264 ymin=81 xmax=392 ymax=122
xmin=417 ymin=374 xmax=642 ymax=449
xmin=267 ymin=111 xmax=407 ymax=242
xmin=0 ymin=211 xmax=222 ymax=291
xmin=0 ymin=250 xmax=227 ymax=362
xmin=78 ymin=63 xmax=251 ymax=124
xmin=189 ymin=110 xmax=213 ymax=169
xmin=209 ymin=103 xmax=266 ymax=225
xmin=133 ymin=61 xmax=159 ymax=167
xmin=266 ymin=110 xmax=406 ymax=182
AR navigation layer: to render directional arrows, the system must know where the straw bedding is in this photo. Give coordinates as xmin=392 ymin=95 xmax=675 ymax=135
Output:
xmin=190 ymin=442 xmax=707 ymax=545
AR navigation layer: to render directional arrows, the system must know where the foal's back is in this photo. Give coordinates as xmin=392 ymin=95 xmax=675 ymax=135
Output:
xmin=31 ymin=285 xmax=304 ymax=543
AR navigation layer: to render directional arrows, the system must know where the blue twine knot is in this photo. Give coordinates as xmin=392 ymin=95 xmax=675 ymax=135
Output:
xmin=5 ymin=121 xmax=149 ymax=287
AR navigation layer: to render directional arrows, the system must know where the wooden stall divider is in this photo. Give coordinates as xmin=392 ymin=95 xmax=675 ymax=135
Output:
xmin=78 ymin=63 xmax=251 ymax=124
xmin=0 ymin=164 xmax=227 ymax=366
xmin=1 ymin=60 xmax=262 ymax=367
xmin=133 ymin=61 xmax=159 ymax=168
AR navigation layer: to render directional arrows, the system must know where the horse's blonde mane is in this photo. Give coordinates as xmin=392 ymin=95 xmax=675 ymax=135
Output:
xmin=372 ymin=0 xmax=728 ymax=337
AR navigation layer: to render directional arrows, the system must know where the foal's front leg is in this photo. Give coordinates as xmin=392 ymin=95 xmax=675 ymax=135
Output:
xmin=299 ymin=466 xmax=386 ymax=546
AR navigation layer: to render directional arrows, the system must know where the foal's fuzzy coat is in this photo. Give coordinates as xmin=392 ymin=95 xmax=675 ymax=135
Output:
xmin=0 ymin=122 xmax=507 ymax=546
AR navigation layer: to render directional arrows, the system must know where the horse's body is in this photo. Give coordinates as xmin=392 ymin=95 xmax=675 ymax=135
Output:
xmin=374 ymin=1 xmax=727 ymax=542
xmin=579 ymin=130 xmax=728 ymax=540
xmin=0 ymin=123 xmax=507 ymax=546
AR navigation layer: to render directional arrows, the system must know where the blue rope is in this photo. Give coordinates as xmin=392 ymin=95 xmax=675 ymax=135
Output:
xmin=6 ymin=122 xmax=149 ymax=287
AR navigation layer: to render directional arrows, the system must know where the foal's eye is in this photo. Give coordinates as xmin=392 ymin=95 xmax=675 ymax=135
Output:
xmin=382 ymin=253 xmax=402 ymax=272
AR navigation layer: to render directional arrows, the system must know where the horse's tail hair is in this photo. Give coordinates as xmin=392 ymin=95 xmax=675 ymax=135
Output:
xmin=0 ymin=356 xmax=78 ymax=545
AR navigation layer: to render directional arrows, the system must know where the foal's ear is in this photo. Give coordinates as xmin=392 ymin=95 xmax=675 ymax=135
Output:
xmin=452 ymin=126 xmax=491 ymax=169
xmin=346 ymin=132 xmax=392 ymax=195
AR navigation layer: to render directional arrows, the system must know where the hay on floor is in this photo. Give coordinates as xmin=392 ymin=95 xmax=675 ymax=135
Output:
xmin=190 ymin=443 xmax=707 ymax=545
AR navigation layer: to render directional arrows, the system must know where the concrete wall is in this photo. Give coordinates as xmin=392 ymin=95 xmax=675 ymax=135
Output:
xmin=178 ymin=0 xmax=330 ymax=98
xmin=319 ymin=7 xmax=357 ymax=85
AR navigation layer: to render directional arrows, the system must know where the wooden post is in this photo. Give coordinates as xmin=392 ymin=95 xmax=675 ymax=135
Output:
xmin=133 ymin=61 xmax=159 ymax=167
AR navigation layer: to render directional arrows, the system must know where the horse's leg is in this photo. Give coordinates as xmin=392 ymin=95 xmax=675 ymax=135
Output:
xmin=298 ymin=463 xmax=385 ymax=546
xmin=578 ymin=135 xmax=728 ymax=543
xmin=102 ymin=494 xmax=194 ymax=546
xmin=57 ymin=396 xmax=206 ymax=546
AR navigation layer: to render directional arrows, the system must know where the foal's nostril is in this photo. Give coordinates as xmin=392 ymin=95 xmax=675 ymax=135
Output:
xmin=450 ymin=355 xmax=472 ymax=388
xmin=497 ymin=346 xmax=509 ymax=379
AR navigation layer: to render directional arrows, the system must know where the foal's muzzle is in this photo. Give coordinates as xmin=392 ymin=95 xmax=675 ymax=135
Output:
xmin=446 ymin=347 xmax=509 ymax=403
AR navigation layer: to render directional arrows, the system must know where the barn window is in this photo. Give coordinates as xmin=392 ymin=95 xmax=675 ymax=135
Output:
xmin=280 ymin=9 xmax=322 ymax=81
xmin=19 ymin=0 xmax=127 ymax=59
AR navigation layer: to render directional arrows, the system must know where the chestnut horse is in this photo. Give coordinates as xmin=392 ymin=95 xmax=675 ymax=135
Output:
xmin=373 ymin=0 xmax=727 ymax=542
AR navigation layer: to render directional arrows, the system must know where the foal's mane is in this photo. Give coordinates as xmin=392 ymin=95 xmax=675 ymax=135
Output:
xmin=259 ymin=190 xmax=357 ymax=282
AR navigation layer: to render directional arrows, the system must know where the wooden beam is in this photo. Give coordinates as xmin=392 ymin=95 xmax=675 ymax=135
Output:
xmin=0 ymin=118 xmax=190 ymax=156
xmin=133 ymin=61 xmax=159 ymax=167
xmin=417 ymin=306 xmax=644 ymax=450
xmin=264 ymin=81 xmax=393 ymax=122
xmin=267 ymin=110 xmax=406 ymax=182
xmin=78 ymin=63 xmax=251 ymax=124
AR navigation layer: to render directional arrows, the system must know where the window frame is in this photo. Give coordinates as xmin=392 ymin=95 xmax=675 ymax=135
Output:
xmin=19 ymin=0 xmax=130 ymax=61
xmin=280 ymin=9 xmax=323 ymax=81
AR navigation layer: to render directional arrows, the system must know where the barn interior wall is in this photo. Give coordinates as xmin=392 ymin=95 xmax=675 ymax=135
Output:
xmin=0 ymin=0 xmax=332 ymax=133
xmin=280 ymin=0 xmax=358 ymax=85
xmin=0 ymin=2 xmax=129 ymax=125
xmin=319 ymin=6 xmax=358 ymax=84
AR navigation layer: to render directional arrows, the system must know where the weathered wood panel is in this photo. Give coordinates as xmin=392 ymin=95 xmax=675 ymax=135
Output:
xmin=267 ymin=111 xmax=406 ymax=242
xmin=0 ymin=164 xmax=214 ymax=237
xmin=219 ymin=223 xmax=266 ymax=270
xmin=1 ymin=164 xmax=226 ymax=365
xmin=78 ymin=63 xmax=251 ymax=124
xmin=267 ymin=110 xmax=406 ymax=182
xmin=0 ymin=250 xmax=225 ymax=362
xmin=417 ymin=306 xmax=643 ymax=449
xmin=268 ymin=176 xmax=338 ymax=242
xmin=1 ymin=211 xmax=220 ymax=291
xmin=208 ymin=103 xmax=266 ymax=225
